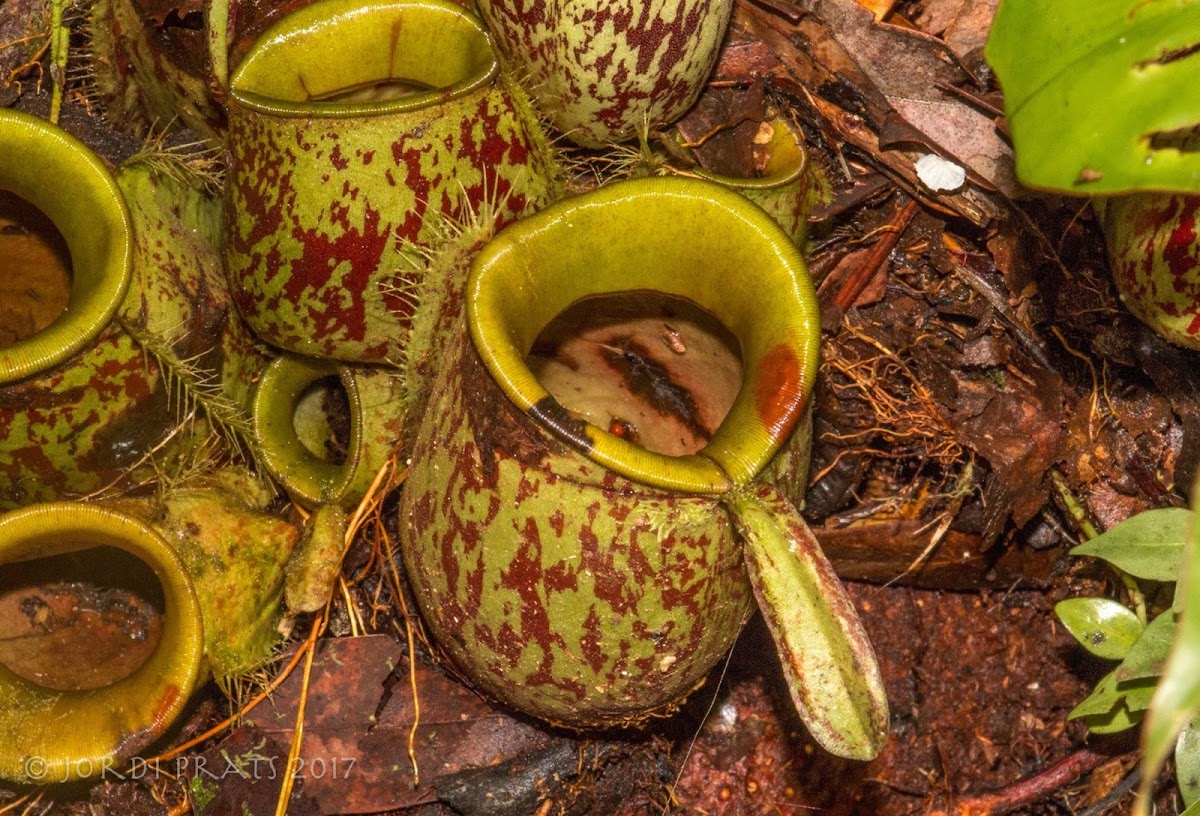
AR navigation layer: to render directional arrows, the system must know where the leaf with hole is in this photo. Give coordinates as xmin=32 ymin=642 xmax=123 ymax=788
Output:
xmin=1055 ymin=597 xmax=1144 ymax=659
xmin=986 ymin=0 xmax=1200 ymax=194
xmin=1070 ymin=507 xmax=1194 ymax=581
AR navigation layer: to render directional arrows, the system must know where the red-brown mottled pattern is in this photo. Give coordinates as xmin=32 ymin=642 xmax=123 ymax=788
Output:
xmin=1 ymin=327 xmax=177 ymax=508
xmin=225 ymin=83 xmax=552 ymax=362
xmin=399 ymin=331 xmax=757 ymax=726
xmin=476 ymin=0 xmax=733 ymax=146
xmin=1106 ymin=193 xmax=1200 ymax=348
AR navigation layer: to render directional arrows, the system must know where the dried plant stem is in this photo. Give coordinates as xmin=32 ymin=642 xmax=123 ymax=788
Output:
xmin=0 ymin=794 xmax=34 ymax=815
xmin=274 ymin=623 xmax=319 ymax=816
xmin=381 ymin=492 xmax=423 ymax=789
xmin=49 ymin=0 xmax=68 ymax=123
xmin=927 ymin=747 xmax=1117 ymax=816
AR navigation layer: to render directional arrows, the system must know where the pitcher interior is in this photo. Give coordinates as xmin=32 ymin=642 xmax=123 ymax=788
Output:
xmin=526 ymin=291 xmax=744 ymax=457
xmin=468 ymin=178 xmax=820 ymax=491
xmin=0 ymin=546 xmax=164 ymax=691
xmin=0 ymin=192 xmax=72 ymax=351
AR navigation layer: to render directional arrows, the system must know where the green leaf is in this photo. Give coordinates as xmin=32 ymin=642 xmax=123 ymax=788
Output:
xmin=985 ymin=0 xmax=1200 ymax=194
xmin=1115 ymin=610 xmax=1176 ymax=681
xmin=1136 ymin=491 xmax=1200 ymax=816
xmin=1071 ymin=507 xmax=1194 ymax=581
xmin=1070 ymin=667 xmax=1159 ymax=720
xmin=1056 ymin=597 xmax=1145 ymax=659
xmin=728 ymin=485 xmax=889 ymax=761
xmin=1083 ymin=701 xmax=1146 ymax=735
xmin=1178 ymin=718 xmax=1200 ymax=807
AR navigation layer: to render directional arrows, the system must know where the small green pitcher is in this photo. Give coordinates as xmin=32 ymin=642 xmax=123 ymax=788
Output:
xmin=0 ymin=469 xmax=297 ymax=783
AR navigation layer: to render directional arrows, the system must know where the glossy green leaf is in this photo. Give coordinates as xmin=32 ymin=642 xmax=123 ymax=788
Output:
xmin=1115 ymin=610 xmax=1176 ymax=681
xmin=985 ymin=0 xmax=1200 ymax=194
xmin=1071 ymin=507 xmax=1194 ymax=581
xmin=1070 ymin=667 xmax=1159 ymax=721
xmin=1136 ymin=495 xmax=1200 ymax=816
xmin=1082 ymin=702 xmax=1146 ymax=735
xmin=729 ymin=485 xmax=889 ymax=761
xmin=1178 ymin=718 xmax=1200 ymax=807
xmin=1056 ymin=597 xmax=1144 ymax=659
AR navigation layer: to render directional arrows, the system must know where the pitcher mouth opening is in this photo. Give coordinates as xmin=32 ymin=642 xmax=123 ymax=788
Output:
xmin=674 ymin=114 xmax=809 ymax=192
xmin=0 ymin=111 xmax=132 ymax=385
xmin=466 ymin=176 xmax=820 ymax=494
xmin=252 ymin=356 xmax=365 ymax=508
xmin=0 ymin=503 xmax=203 ymax=783
xmin=229 ymin=0 xmax=498 ymax=118
xmin=524 ymin=291 xmax=745 ymax=459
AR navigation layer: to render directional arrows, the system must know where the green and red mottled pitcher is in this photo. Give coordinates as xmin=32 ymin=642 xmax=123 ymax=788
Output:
xmin=475 ymin=0 xmax=734 ymax=147
xmin=1 ymin=111 xmax=179 ymax=508
xmin=223 ymin=0 xmax=561 ymax=363
xmin=400 ymin=177 xmax=889 ymax=759
xmin=0 ymin=469 xmax=297 ymax=783
xmin=0 ymin=110 xmax=268 ymax=509
xmin=1102 ymin=193 xmax=1200 ymax=349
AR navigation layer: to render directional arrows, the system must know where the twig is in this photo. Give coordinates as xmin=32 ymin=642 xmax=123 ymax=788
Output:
xmin=825 ymin=197 xmax=919 ymax=313
xmin=274 ymin=620 xmax=319 ymax=816
xmin=927 ymin=748 xmax=1115 ymax=816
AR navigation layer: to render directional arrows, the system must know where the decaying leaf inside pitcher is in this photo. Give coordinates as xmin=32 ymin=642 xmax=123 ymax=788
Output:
xmin=292 ymin=374 xmax=352 ymax=465
xmin=525 ymin=292 xmax=743 ymax=456
xmin=0 ymin=547 xmax=162 ymax=691
xmin=0 ymin=191 xmax=72 ymax=350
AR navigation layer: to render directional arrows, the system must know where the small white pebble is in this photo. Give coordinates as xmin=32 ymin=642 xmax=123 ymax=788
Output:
xmin=915 ymin=153 xmax=967 ymax=193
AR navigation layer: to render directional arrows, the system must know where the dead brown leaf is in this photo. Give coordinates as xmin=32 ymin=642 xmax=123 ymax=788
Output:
xmin=237 ymin=635 xmax=555 ymax=814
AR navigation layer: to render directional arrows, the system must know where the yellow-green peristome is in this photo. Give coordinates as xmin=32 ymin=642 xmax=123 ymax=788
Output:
xmin=0 ymin=503 xmax=204 ymax=784
xmin=0 ymin=470 xmax=299 ymax=783
xmin=0 ymin=109 xmax=131 ymax=384
xmin=667 ymin=114 xmax=817 ymax=244
xmin=0 ymin=111 xmax=178 ymax=508
xmin=467 ymin=176 xmax=821 ymax=494
xmin=250 ymin=355 xmax=405 ymax=510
